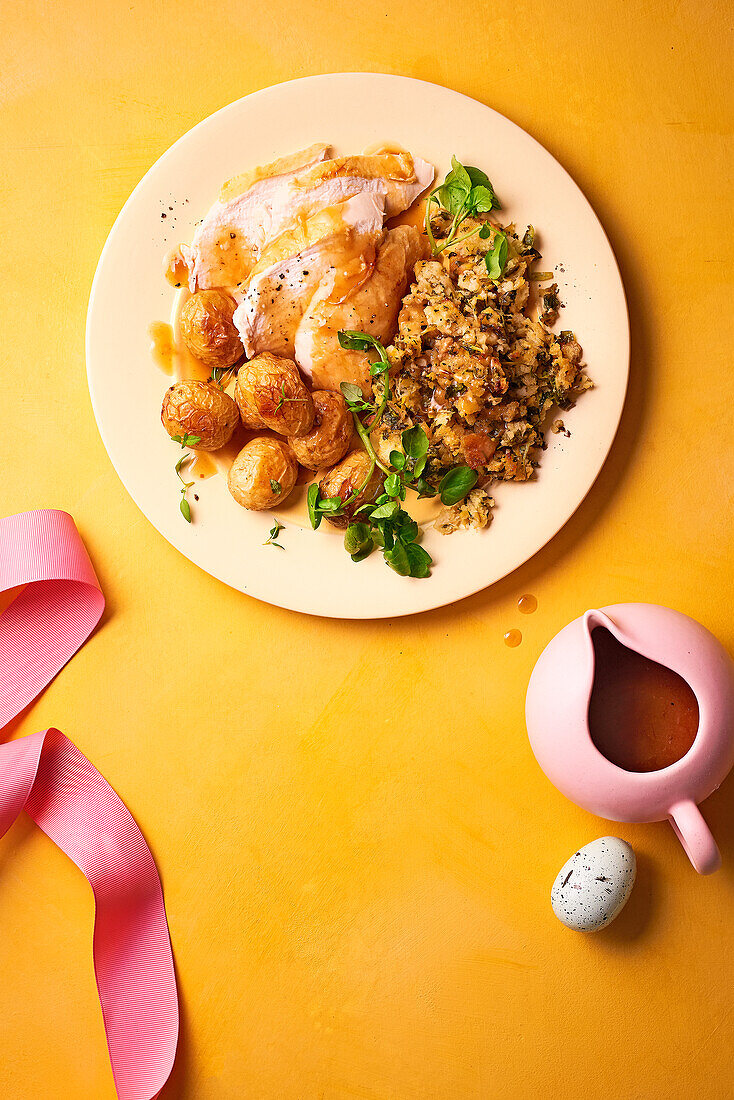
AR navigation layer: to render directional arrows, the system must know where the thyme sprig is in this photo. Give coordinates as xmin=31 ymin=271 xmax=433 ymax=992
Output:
xmin=171 ymin=432 xmax=201 ymax=522
xmin=264 ymin=520 xmax=285 ymax=549
xmin=275 ymin=382 xmax=300 ymax=411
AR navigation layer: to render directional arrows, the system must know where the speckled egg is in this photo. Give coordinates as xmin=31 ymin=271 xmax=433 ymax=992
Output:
xmin=551 ymin=837 xmax=636 ymax=932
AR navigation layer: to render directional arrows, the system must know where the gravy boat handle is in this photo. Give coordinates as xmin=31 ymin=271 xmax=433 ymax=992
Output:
xmin=668 ymin=800 xmax=721 ymax=874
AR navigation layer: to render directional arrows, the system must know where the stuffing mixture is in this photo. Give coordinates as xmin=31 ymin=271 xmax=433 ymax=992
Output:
xmin=374 ymin=210 xmax=593 ymax=532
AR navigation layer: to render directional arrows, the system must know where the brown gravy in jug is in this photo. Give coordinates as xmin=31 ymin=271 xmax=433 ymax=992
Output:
xmin=588 ymin=628 xmax=699 ymax=772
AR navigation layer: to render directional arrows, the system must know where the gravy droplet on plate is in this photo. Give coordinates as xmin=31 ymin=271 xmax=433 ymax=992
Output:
xmin=148 ymin=321 xmax=175 ymax=375
xmin=518 ymin=594 xmax=537 ymax=614
xmin=504 ymin=629 xmax=522 ymax=648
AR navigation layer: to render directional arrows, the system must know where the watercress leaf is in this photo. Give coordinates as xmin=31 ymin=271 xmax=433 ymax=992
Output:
xmin=439 ymin=465 xmax=478 ymax=506
xmin=478 ymin=224 xmax=492 ymax=239
xmin=389 ymin=450 xmax=405 ymax=470
xmin=413 ymin=476 xmax=438 ymax=499
xmin=470 ymin=184 xmax=498 ymax=213
xmin=307 ymin=483 xmax=322 ymax=530
xmin=384 ymin=539 xmax=410 ymax=576
xmin=371 ymin=527 xmax=385 ymax=548
xmin=344 ymin=523 xmax=373 ymax=556
xmin=412 ymin=454 xmax=427 ymax=478
xmin=374 ymin=494 xmax=390 ymax=506
xmin=340 ymin=381 xmax=364 ymax=405
xmin=317 ymin=497 xmax=343 ymax=513
xmin=369 ymin=500 xmax=400 ymax=521
xmin=350 ymin=546 xmax=374 ymax=563
xmin=465 ymin=165 xmax=489 ymax=187
xmin=270 ymin=479 xmax=282 ymax=494
xmin=450 ymin=156 xmax=472 ymax=193
xmin=179 ymin=497 xmax=192 ymax=522
xmin=395 ymin=513 xmax=419 ymax=543
xmin=442 ymin=181 xmax=469 ymax=217
xmin=385 ymin=473 xmax=401 ymax=498
xmin=485 ymin=231 xmax=509 ymax=280
xmin=338 ymin=330 xmax=376 ymax=351
xmin=434 ymin=182 xmax=451 ymax=210
xmin=401 ymin=425 xmax=429 ymax=460
xmin=406 ymin=542 xmax=432 ymax=578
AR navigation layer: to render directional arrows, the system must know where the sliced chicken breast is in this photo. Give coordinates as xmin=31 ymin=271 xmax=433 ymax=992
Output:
xmin=182 ymin=150 xmax=434 ymax=293
xmin=217 ymin=143 xmax=330 ymax=205
xmin=233 ymin=190 xmax=386 ymax=361
xmin=291 ymin=153 xmax=434 ymax=218
xmin=294 ymin=224 xmax=425 ymax=394
xmin=180 ymin=144 xmax=331 ymax=291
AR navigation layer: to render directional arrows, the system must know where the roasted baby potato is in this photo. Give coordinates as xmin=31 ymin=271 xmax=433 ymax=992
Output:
xmin=180 ymin=290 xmax=243 ymax=368
xmin=227 ymin=437 xmax=298 ymax=510
xmin=235 ymin=353 xmax=314 ymax=437
xmin=287 ymin=391 xmax=353 ymax=470
xmin=318 ymin=450 xmax=384 ymax=528
xmin=161 ymin=380 xmax=239 ymax=451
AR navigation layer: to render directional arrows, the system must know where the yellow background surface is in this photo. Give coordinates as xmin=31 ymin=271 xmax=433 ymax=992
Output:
xmin=2 ymin=1 xmax=733 ymax=1097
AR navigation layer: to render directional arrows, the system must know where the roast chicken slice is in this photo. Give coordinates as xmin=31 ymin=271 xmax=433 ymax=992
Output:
xmin=291 ymin=153 xmax=434 ymax=218
xmin=181 ymin=150 xmax=433 ymax=293
xmin=180 ymin=143 xmax=331 ymax=291
xmin=233 ymin=190 xmax=386 ymax=361
xmin=294 ymin=224 xmax=425 ymax=395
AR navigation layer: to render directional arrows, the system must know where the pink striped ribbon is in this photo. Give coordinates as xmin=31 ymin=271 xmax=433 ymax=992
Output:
xmin=0 ymin=509 xmax=178 ymax=1099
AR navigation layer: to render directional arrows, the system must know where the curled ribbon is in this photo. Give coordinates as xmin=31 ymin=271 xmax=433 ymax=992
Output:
xmin=0 ymin=509 xmax=178 ymax=1099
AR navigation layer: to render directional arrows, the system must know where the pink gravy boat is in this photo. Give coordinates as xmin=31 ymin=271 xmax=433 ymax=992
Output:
xmin=526 ymin=603 xmax=734 ymax=873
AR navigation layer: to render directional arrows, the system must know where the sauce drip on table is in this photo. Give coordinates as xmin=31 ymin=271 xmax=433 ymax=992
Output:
xmin=588 ymin=628 xmax=699 ymax=772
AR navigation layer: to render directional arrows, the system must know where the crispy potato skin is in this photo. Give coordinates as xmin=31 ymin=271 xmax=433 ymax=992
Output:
xmin=180 ymin=290 xmax=243 ymax=368
xmin=161 ymin=380 xmax=239 ymax=450
xmin=227 ymin=437 xmax=298 ymax=510
xmin=235 ymin=353 xmax=315 ymax=437
xmin=287 ymin=391 xmax=353 ymax=470
xmin=318 ymin=449 xmax=384 ymax=528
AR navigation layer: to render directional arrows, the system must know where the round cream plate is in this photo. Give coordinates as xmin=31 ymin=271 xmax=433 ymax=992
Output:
xmin=86 ymin=73 xmax=629 ymax=619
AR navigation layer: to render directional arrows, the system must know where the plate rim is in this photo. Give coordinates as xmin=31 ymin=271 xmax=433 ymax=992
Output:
xmin=86 ymin=72 xmax=630 ymax=619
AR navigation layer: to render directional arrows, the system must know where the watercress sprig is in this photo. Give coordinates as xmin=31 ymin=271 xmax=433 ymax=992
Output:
xmin=305 ymin=331 xmax=479 ymax=579
xmin=425 ymin=156 xmax=501 ymax=255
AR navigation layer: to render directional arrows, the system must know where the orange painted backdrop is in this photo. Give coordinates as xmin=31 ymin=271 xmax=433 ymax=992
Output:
xmin=2 ymin=1 xmax=733 ymax=1097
